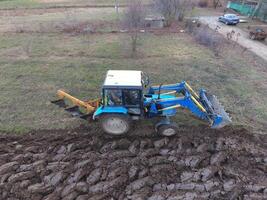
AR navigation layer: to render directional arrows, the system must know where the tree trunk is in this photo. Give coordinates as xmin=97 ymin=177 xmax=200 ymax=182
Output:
xmin=131 ymin=33 xmax=138 ymax=56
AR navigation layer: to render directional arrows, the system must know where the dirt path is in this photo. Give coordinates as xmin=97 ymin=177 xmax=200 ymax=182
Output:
xmin=0 ymin=126 xmax=266 ymax=199
xmin=199 ymin=16 xmax=267 ymax=62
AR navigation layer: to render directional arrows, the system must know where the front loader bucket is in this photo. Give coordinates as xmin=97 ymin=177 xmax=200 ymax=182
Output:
xmin=208 ymin=94 xmax=232 ymax=128
xmin=200 ymin=90 xmax=232 ymax=128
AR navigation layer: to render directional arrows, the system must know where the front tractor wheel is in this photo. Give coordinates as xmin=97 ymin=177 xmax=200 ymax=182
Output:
xmin=157 ymin=123 xmax=178 ymax=137
xmin=100 ymin=114 xmax=131 ymax=136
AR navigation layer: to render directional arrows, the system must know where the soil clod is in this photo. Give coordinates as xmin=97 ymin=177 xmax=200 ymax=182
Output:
xmin=0 ymin=126 xmax=266 ymax=199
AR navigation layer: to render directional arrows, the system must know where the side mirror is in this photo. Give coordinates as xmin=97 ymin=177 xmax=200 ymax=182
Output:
xmin=142 ymin=72 xmax=150 ymax=88
xmin=158 ymin=84 xmax=163 ymax=99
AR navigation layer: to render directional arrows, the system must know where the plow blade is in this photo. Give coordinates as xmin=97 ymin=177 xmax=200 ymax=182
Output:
xmin=51 ymin=101 xmax=92 ymax=120
xmin=65 ymin=106 xmax=84 ymax=117
xmin=51 ymin=90 xmax=100 ymax=121
xmin=51 ymin=99 xmax=67 ymax=108
xmin=200 ymin=91 xmax=232 ymax=129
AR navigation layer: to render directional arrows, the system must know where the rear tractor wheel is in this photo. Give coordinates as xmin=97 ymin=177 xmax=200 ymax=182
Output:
xmin=157 ymin=123 xmax=178 ymax=137
xmin=100 ymin=114 xmax=131 ymax=136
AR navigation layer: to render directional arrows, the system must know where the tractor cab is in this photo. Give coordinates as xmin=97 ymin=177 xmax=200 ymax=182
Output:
xmin=94 ymin=70 xmax=147 ymax=120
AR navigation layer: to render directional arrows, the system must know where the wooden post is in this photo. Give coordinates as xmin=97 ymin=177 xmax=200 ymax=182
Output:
xmin=115 ymin=0 xmax=119 ymax=19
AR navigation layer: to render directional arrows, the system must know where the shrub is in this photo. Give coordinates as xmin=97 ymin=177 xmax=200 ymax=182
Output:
xmin=193 ymin=26 xmax=224 ymax=56
xmin=154 ymin=0 xmax=194 ymax=26
xmin=185 ymin=19 xmax=201 ymax=34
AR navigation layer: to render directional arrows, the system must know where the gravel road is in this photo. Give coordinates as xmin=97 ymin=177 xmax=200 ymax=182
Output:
xmin=199 ymin=16 xmax=267 ymax=62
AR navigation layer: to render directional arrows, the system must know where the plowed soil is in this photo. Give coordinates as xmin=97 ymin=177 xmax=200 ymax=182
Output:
xmin=0 ymin=126 xmax=266 ymax=200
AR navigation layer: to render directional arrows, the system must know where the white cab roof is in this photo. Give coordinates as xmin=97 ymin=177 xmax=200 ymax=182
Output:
xmin=103 ymin=70 xmax=142 ymax=87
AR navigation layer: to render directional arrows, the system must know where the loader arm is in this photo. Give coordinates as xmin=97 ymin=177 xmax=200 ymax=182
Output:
xmin=149 ymin=81 xmax=198 ymax=99
xmin=148 ymin=81 xmax=231 ymax=128
xmin=156 ymin=96 xmax=210 ymax=122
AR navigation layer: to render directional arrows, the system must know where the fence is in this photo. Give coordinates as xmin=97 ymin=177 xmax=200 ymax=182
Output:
xmin=227 ymin=1 xmax=267 ymax=22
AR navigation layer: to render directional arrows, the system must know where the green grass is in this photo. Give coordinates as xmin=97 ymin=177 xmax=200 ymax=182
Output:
xmin=0 ymin=0 xmax=38 ymax=9
xmin=0 ymin=32 xmax=266 ymax=133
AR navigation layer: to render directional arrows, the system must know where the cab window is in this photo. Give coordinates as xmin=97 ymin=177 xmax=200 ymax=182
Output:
xmin=104 ymin=89 xmax=122 ymax=106
xmin=124 ymin=90 xmax=141 ymax=106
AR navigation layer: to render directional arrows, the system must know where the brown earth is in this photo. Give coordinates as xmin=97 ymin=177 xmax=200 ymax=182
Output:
xmin=0 ymin=126 xmax=266 ymax=200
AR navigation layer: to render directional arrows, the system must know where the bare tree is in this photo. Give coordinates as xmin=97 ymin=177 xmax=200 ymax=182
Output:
xmin=213 ymin=0 xmax=222 ymax=9
xmin=154 ymin=0 xmax=193 ymax=26
xmin=123 ymin=0 xmax=146 ymax=56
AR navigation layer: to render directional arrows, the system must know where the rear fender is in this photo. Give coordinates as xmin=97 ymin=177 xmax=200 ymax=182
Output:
xmin=93 ymin=106 xmax=128 ymax=120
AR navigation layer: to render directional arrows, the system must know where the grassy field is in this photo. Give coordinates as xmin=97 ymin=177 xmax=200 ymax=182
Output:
xmin=0 ymin=0 xmax=151 ymax=9
xmin=1 ymin=32 xmax=266 ymax=133
xmin=0 ymin=7 xmax=118 ymax=33
xmin=0 ymin=3 xmax=266 ymax=134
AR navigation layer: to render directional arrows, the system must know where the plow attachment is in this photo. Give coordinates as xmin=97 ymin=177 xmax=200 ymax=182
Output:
xmin=51 ymin=90 xmax=100 ymax=120
xmin=199 ymin=90 xmax=232 ymax=129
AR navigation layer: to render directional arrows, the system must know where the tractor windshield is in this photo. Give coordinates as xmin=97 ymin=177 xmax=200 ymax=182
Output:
xmin=103 ymin=89 xmax=142 ymax=107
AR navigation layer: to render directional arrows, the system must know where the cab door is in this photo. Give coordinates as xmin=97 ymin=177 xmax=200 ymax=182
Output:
xmin=123 ymin=89 xmax=143 ymax=116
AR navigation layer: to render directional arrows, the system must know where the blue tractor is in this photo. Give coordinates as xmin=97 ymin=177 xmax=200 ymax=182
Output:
xmin=52 ymin=70 xmax=231 ymax=136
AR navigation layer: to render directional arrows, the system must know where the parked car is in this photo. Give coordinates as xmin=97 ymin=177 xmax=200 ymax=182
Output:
xmin=249 ymin=28 xmax=267 ymax=40
xmin=218 ymin=14 xmax=240 ymax=25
